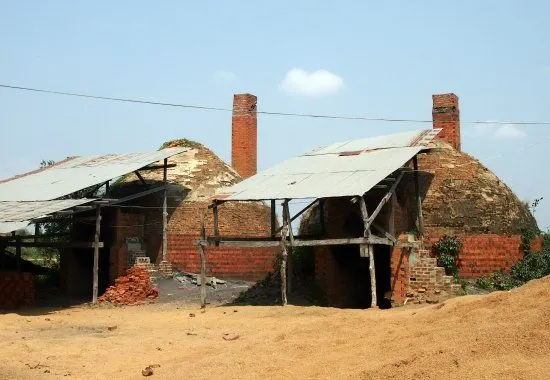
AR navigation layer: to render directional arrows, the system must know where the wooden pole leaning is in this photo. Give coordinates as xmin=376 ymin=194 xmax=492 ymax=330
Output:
xmin=359 ymin=196 xmax=377 ymax=308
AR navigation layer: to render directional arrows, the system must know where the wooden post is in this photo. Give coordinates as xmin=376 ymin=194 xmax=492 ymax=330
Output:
xmin=162 ymin=158 xmax=168 ymax=262
xmin=212 ymin=201 xmax=219 ymax=242
xmin=199 ymin=210 xmax=207 ymax=308
xmin=270 ymin=199 xmax=276 ymax=238
xmin=283 ymin=200 xmax=293 ymax=294
xmin=280 ymin=200 xmax=288 ymax=306
xmin=359 ymin=196 xmax=377 ymax=308
xmin=92 ymin=205 xmax=101 ymax=304
xmin=413 ymin=156 xmax=425 ymax=238
xmin=34 ymin=223 xmax=40 ymax=243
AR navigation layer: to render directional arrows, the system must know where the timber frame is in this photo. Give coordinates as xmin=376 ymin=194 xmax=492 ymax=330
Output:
xmin=1 ymin=158 xmax=173 ymax=304
xmin=198 ymin=156 xmax=426 ymax=308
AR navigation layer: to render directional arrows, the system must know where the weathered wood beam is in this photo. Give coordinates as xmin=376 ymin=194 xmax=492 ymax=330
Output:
xmin=413 ymin=156 xmax=425 ymax=238
xmin=92 ymin=205 xmax=101 ymax=304
xmin=201 ymin=235 xmax=392 ymax=248
xmin=109 ymin=185 xmax=168 ymax=205
xmin=283 ymin=200 xmax=294 ymax=294
xmin=280 ymin=200 xmax=289 ymax=306
xmin=134 ymin=171 xmax=147 ymax=185
xmin=161 ymin=158 xmax=168 ymax=262
xmin=371 ymin=221 xmax=396 ymax=244
xmin=359 ymin=196 xmax=377 ymax=308
xmin=138 ymin=163 xmax=177 ymax=171
xmin=212 ymin=201 xmax=220 ymax=242
xmin=365 ymin=171 xmax=405 ymax=231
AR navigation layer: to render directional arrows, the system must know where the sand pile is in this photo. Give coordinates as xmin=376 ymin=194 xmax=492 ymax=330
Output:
xmin=98 ymin=267 xmax=158 ymax=305
xmin=1 ymin=276 xmax=550 ymax=379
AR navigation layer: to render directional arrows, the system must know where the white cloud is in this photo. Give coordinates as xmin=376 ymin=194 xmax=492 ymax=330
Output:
xmin=493 ymin=124 xmax=527 ymax=140
xmin=465 ymin=120 xmax=527 ymax=140
xmin=213 ymin=70 xmax=237 ymax=83
xmin=279 ymin=68 xmax=344 ymax=96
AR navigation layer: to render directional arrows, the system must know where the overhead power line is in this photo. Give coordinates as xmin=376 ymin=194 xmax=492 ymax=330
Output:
xmin=1 ymin=83 xmax=550 ymax=125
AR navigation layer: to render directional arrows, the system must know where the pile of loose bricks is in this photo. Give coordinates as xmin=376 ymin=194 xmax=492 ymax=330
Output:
xmin=0 ymin=271 xmax=34 ymax=309
xmin=98 ymin=266 xmax=158 ymax=305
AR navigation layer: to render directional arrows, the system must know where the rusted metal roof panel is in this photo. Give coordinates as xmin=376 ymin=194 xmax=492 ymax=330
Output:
xmin=219 ymin=129 xmax=439 ymax=201
xmin=0 ymin=148 xmax=187 ymax=201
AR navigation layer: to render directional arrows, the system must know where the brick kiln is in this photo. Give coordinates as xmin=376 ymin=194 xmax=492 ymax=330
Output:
xmin=300 ymin=93 xmax=539 ymax=308
xmin=110 ymin=94 xmax=276 ymax=282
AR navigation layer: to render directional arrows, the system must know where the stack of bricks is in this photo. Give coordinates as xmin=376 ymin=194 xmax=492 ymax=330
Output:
xmin=98 ymin=266 xmax=158 ymax=305
xmin=158 ymin=261 xmax=173 ymax=278
xmin=0 ymin=271 xmax=34 ymax=309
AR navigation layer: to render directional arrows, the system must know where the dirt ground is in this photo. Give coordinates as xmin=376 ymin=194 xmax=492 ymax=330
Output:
xmin=1 ymin=276 xmax=550 ymax=380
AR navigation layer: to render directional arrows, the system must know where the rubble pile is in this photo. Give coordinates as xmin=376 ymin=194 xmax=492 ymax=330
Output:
xmin=98 ymin=267 xmax=158 ymax=305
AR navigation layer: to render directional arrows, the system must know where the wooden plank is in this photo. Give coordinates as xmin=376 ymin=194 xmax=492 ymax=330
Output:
xmin=161 ymin=158 xmax=168 ymax=262
xmin=199 ymin=211 xmax=207 ymax=308
xmin=109 ymin=185 xmax=168 ymax=205
xmin=413 ymin=156 xmax=425 ymax=238
xmin=92 ymin=205 xmax=101 ymax=304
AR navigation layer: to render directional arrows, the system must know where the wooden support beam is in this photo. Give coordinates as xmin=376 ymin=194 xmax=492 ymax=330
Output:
xmin=162 ymin=158 xmax=168 ymax=262
xmin=134 ymin=171 xmax=147 ymax=185
xmin=202 ymin=235 xmax=392 ymax=248
xmin=270 ymin=200 xmax=276 ymax=238
xmin=110 ymin=185 xmax=168 ymax=205
xmin=280 ymin=200 xmax=289 ymax=306
xmin=198 ymin=211 xmax=207 ymax=308
xmin=212 ymin=201 xmax=220 ymax=244
xmin=105 ymin=181 xmax=110 ymax=197
xmin=364 ymin=171 xmax=404 ymax=231
xmin=138 ymin=163 xmax=177 ymax=171
xmin=275 ymin=199 xmax=318 ymax=235
xmin=389 ymin=193 xmax=396 ymax=239
xmin=413 ymin=156 xmax=425 ymax=239
xmin=92 ymin=205 xmax=101 ymax=304
xmin=282 ymin=200 xmax=294 ymax=294
xmin=371 ymin=221 xmax=396 ymax=244
xmin=359 ymin=197 xmax=377 ymax=308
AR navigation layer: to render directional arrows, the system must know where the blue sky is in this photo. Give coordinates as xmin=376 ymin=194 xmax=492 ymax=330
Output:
xmin=1 ymin=1 xmax=549 ymax=228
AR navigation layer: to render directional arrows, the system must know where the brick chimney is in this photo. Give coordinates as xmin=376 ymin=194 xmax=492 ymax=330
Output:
xmin=232 ymin=93 xmax=257 ymax=179
xmin=432 ymin=93 xmax=461 ymax=151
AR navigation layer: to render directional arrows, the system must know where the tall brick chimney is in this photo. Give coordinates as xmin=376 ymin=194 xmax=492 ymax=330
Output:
xmin=432 ymin=93 xmax=461 ymax=151
xmin=232 ymin=93 xmax=257 ymax=179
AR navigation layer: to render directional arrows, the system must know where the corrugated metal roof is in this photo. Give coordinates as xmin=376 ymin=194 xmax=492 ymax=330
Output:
xmin=0 ymin=199 xmax=96 ymax=222
xmin=0 ymin=221 xmax=30 ymax=234
xmin=219 ymin=129 xmax=440 ymax=201
xmin=0 ymin=148 xmax=187 ymax=201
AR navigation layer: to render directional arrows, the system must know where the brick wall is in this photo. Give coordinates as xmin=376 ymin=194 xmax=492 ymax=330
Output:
xmin=167 ymin=234 xmax=276 ymax=281
xmin=0 ymin=271 xmax=33 ymax=309
xmin=426 ymin=233 xmax=543 ymax=279
xmin=432 ymin=93 xmax=460 ymax=151
xmin=390 ymin=243 xmax=411 ymax=305
xmin=231 ymin=93 xmax=257 ymax=179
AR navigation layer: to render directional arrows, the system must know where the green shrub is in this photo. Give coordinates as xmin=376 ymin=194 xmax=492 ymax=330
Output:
xmin=433 ymin=235 xmax=462 ymax=276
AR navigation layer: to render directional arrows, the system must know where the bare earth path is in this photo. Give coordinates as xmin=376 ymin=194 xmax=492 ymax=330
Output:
xmin=1 ymin=276 xmax=550 ymax=379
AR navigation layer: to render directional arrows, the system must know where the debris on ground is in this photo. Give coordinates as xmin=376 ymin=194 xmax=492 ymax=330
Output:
xmin=174 ymin=272 xmax=226 ymax=287
xmin=98 ymin=267 xmax=158 ymax=305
